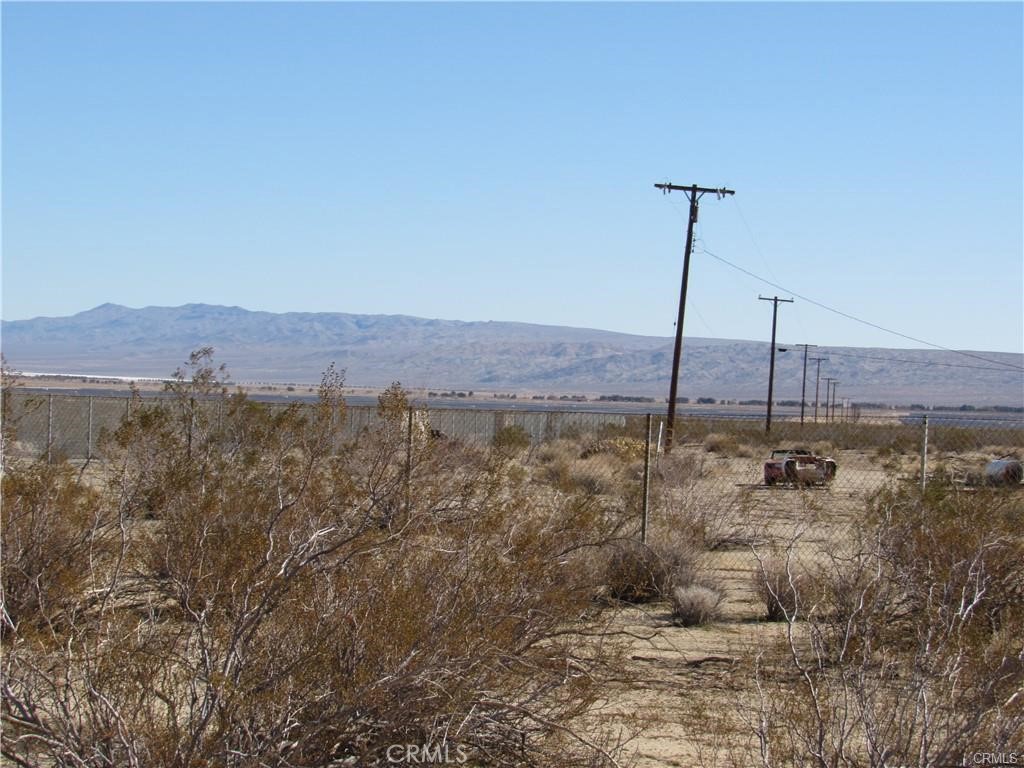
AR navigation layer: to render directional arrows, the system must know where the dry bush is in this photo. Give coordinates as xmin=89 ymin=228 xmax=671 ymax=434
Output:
xmin=809 ymin=440 xmax=835 ymax=457
xmin=1 ymin=462 xmax=113 ymax=635
xmin=703 ymin=432 xmax=739 ymax=455
xmin=580 ymin=437 xmax=646 ymax=462
xmin=752 ymin=554 xmax=809 ymax=622
xmin=535 ymin=438 xmax=579 ymax=466
xmin=669 ymin=584 xmax=724 ymax=627
xmin=603 ymin=535 xmax=701 ymax=603
xmin=493 ymin=423 xmax=532 ymax=454
xmin=740 ymin=484 xmax=1024 ymax=765
xmin=1 ymin=352 xmax=636 ymax=767
xmin=651 ymin=455 xmax=747 ymax=551
xmin=566 ymin=455 xmax=624 ymax=496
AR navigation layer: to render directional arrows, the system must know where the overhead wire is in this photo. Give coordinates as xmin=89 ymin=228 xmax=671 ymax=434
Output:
xmin=730 ymin=197 xmax=811 ymax=341
xmin=821 ymin=349 xmax=1022 ymax=374
xmin=658 ymin=193 xmax=1024 ymax=372
xmin=691 ymin=241 xmax=1024 ymax=372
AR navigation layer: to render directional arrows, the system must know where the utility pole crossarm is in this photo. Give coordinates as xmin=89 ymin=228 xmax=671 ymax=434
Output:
xmin=655 ymin=183 xmax=736 ymax=197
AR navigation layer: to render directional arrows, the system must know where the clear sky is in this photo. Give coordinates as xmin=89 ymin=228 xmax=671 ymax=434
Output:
xmin=3 ymin=2 xmax=1022 ymax=354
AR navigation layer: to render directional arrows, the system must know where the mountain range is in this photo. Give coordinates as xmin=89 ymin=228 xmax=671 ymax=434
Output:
xmin=2 ymin=303 xmax=1022 ymax=406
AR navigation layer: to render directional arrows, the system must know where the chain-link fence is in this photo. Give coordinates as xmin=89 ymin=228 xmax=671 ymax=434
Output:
xmin=4 ymin=389 xmax=1023 ymax=615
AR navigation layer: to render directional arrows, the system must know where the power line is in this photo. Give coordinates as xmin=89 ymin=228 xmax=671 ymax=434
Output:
xmin=692 ymin=243 xmax=1024 ymax=372
xmin=823 ymin=349 xmax=1023 ymax=374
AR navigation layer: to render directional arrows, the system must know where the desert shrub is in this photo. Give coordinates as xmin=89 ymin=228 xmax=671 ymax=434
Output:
xmin=534 ymin=438 xmax=578 ymax=465
xmin=741 ymin=483 xmax=1024 ymax=766
xmin=540 ymin=457 xmax=574 ymax=491
xmin=0 ymin=352 xmax=635 ymax=768
xmin=703 ymin=432 xmax=739 ymax=455
xmin=651 ymin=457 xmax=747 ymax=551
xmin=669 ymin=584 xmax=724 ymax=627
xmin=580 ymin=437 xmax=646 ymax=462
xmin=1 ymin=461 xmax=112 ymax=635
xmin=752 ymin=555 xmax=808 ymax=622
xmin=568 ymin=461 xmax=616 ymax=496
xmin=809 ymin=440 xmax=835 ymax=457
xmin=603 ymin=536 xmax=700 ymax=603
xmin=493 ymin=423 xmax=532 ymax=453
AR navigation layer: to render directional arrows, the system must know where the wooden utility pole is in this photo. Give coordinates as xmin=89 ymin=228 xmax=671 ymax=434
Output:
xmin=655 ymin=182 xmax=735 ymax=452
xmin=810 ymin=357 xmax=828 ymax=423
xmin=798 ymin=344 xmax=817 ymax=425
xmin=759 ymin=295 xmax=794 ymax=434
xmin=830 ymin=381 xmax=840 ymax=423
xmin=822 ymin=377 xmax=835 ymax=423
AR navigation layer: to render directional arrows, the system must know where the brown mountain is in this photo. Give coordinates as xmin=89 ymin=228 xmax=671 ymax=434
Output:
xmin=2 ymin=303 xmax=1021 ymax=406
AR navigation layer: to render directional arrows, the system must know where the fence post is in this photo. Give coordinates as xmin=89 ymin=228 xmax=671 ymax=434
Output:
xmin=47 ymin=393 xmax=53 ymax=464
xmin=87 ymin=396 xmax=94 ymax=461
xmin=641 ymin=413 xmax=652 ymax=544
xmin=920 ymin=414 xmax=929 ymax=492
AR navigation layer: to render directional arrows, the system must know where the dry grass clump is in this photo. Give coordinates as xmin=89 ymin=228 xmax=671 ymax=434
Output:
xmin=669 ymin=584 xmax=725 ymax=627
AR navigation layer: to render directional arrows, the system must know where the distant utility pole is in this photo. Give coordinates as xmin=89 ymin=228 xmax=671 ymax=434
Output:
xmin=811 ymin=357 xmax=828 ymax=423
xmin=822 ymin=377 xmax=835 ymax=423
xmin=830 ymin=380 xmax=840 ymax=423
xmin=759 ymin=295 xmax=794 ymax=434
xmin=655 ymin=182 xmax=735 ymax=452
xmin=798 ymin=344 xmax=817 ymax=425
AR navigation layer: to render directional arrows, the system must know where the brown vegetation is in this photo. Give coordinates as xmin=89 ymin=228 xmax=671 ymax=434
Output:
xmin=2 ymin=351 xmax=640 ymax=767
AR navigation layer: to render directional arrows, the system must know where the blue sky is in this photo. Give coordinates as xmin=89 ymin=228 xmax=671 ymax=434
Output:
xmin=3 ymin=2 xmax=1022 ymax=353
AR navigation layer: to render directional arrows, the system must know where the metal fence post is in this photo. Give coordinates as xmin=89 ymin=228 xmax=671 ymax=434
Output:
xmin=87 ymin=396 xmax=94 ymax=461
xmin=47 ymin=393 xmax=53 ymax=464
xmin=920 ymin=415 xmax=929 ymax=491
xmin=641 ymin=413 xmax=652 ymax=544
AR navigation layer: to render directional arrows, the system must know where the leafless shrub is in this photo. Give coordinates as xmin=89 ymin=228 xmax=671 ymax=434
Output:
xmin=1 ymin=352 xmax=636 ymax=767
xmin=580 ymin=437 xmax=646 ymax=462
xmin=740 ymin=484 xmax=1024 ymax=766
xmin=535 ymin=438 xmax=579 ymax=466
xmin=669 ymin=584 xmax=724 ymax=627
xmin=752 ymin=554 xmax=808 ymax=622
xmin=603 ymin=535 xmax=701 ymax=603
xmin=703 ymin=432 xmax=739 ymax=455
xmin=567 ymin=455 xmax=624 ymax=496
